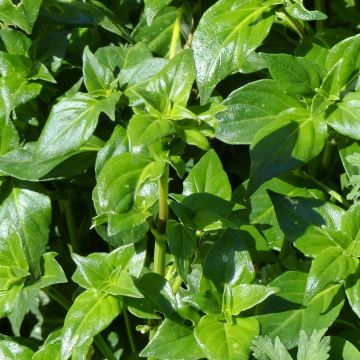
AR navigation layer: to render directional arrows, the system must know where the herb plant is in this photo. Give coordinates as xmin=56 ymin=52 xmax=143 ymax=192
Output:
xmin=0 ymin=0 xmax=360 ymax=359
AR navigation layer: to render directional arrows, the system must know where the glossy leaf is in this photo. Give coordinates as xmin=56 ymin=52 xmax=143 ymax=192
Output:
xmin=203 ymin=229 xmax=255 ymax=291
xmin=269 ymin=191 xmax=346 ymax=257
xmin=140 ymin=319 xmax=204 ymax=359
xmin=194 ymin=315 xmax=259 ymax=360
xmin=0 ymin=0 xmax=42 ymax=34
xmin=167 ymin=220 xmax=196 ymax=283
xmin=304 ymin=247 xmax=358 ymax=304
xmin=83 ymin=46 xmax=113 ymax=92
xmin=231 ymin=284 xmax=278 ymax=314
xmin=183 ymin=149 xmax=231 ymax=200
xmin=326 ymin=91 xmax=360 ymax=140
xmin=35 ymin=92 xmax=120 ymax=162
xmin=61 ymin=289 xmax=122 ymax=360
xmin=216 ymin=79 xmax=302 ymax=144
xmin=248 ymin=109 xmax=327 ymax=194
xmin=144 ymin=0 xmax=172 ymax=24
xmin=0 ymin=182 xmax=51 ymax=275
xmin=193 ymin=0 xmax=277 ymax=103
xmin=285 ymin=1 xmax=327 ymax=21
xmin=127 ymin=49 xmax=195 ymax=115
xmin=0 ymin=339 xmax=33 ymax=359
xmin=266 ymin=54 xmax=322 ymax=97
xmin=258 ymin=271 xmax=344 ymax=348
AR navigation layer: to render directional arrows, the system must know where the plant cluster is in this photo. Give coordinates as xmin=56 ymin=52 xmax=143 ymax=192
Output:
xmin=0 ymin=0 xmax=359 ymax=359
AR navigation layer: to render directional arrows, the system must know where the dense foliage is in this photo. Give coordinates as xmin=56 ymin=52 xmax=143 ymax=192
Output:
xmin=0 ymin=0 xmax=359 ymax=359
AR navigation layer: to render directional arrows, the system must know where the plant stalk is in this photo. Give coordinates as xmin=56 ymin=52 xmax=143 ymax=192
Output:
xmin=314 ymin=0 xmax=325 ymax=31
xmin=153 ymin=165 xmax=169 ymax=277
xmin=123 ymin=308 xmax=137 ymax=353
xmin=300 ymin=171 xmax=351 ymax=208
xmin=282 ymin=10 xmax=305 ymax=38
xmin=61 ymin=199 xmax=80 ymax=253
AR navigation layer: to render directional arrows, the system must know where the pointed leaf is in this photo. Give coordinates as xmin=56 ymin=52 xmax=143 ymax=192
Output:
xmin=195 ymin=315 xmax=259 ymax=360
xmin=61 ymin=289 xmax=122 ymax=360
xmin=193 ymin=0 xmax=276 ymax=103
xmin=140 ymin=319 xmax=204 ymax=359
xmin=183 ymin=149 xmax=231 ymax=200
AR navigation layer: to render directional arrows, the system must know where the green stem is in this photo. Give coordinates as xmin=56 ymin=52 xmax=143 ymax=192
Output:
xmin=171 ymin=276 xmax=183 ymax=294
xmin=154 ymin=165 xmax=169 ymax=277
xmin=300 ymin=171 xmax=351 ymax=208
xmin=43 ymin=287 xmax=71 ymax=310
xmin=123 ymin=308 xmax=137 ymax=353
xmin=282 ymin=10 xmax=305 ymax=39
xmin=314 ymin=0 xmax=325 ymax=31
xmin=44 ymin=288 xmax=116 ymax=360
xmin=61 ymin=200 xmax=80 ymax=253
xmin=169 ymin=7 xmax=182 ymax=59
xmin=94 ymin=336 xmax=117 ymax=360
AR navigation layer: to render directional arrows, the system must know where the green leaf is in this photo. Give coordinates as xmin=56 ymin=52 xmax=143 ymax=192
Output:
xmin=61 ymin=289 xmax=122 ymax=360
xmin=0 ymin=339 xmax=33 ymax=359
xmin=93 ymin=153 xmax=162 ymax=219
xmin=135 ymin=273 xmax=179 ymax=320
xmin=247 ymin=108 xmax=327 ymax=195
xmin=241 ymin=175 xmax=324 ymax=249
xmin=258 ymin=271 xmax=344 ymax=348
xmin=37 ymin=252 xmax=67 ymax=288
xmin=326 ymin=91 xmax=360 ymax=140
xmin=183 ymin=149 xmax=231 ymax=200
xmin=252 ymin=336 xmax=292 ymax=360
xmin=216 ymin=79 xmax=303 ymax=144
xmin=345 ymin=267 xmax=360 ymax=318
xmin=285 ymin=1 xmax=327 ymax=21
xmin=0 ymin=118 xmax=19 ymax=156
xmin=126 ymin=49 xmax=195 ymax=115
xmin=95 ymin=125 xmax=128 ymax=176
xmin=144 ymin=0 xmax=172 ymax=24
xmin=231 ymin=284 xmax=278 ymax=315
xmin=0 ymin=29 xmax=31 ymax=55
xmin=41 ymin=0 xmax=130 ymax=40
xmin=330 ymin=336 xmax=360 ymax=360
xmin=83 ymin=46 xmax=113 ymax=92
xmin=266 ymin=54 xmax=322 ymax=97
xmin=192 ymin=0 xmax=276 ymax=103
xmin=35 ymin=92 xmax=120 ymax=163
xmin=132 ymin=6 xmax=190 ymax=58
xmin=140 ymin=319 xmax=204 ymax=359
xmin=342 ymin=203 xmax=360 ymax=242
xmin=72 ymin=244 xmax=145 ymax=297
xmin=0 ymin=0 xmax=42 ymax=34
xmin=117 ymin=42 xmax=168 ymax=86
xmin=32 ymin=329 xmax=62 ymax=360
xmin=297 ymin=329 xmax=330 ymax=360
xmin=127 ymin=114 xmax=177 ymax=153
xmin=167 ymin=220 xmax=196 ymax=283
xmin=0 ymin=182 xmax=51 ymax=276
xmin=203 ymin=229 xmax=254 ymax=291
xmin=268 ymin=191 xmax=346 ymax=257
xmin=170 ymin=193 xmax=247 ymax=231
xmin=194 ymin=315 xmax=259 ymax=360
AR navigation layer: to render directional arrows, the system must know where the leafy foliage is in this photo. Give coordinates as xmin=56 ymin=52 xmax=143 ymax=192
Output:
xmin=0 ymin=1 xmax=359 ymax=359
